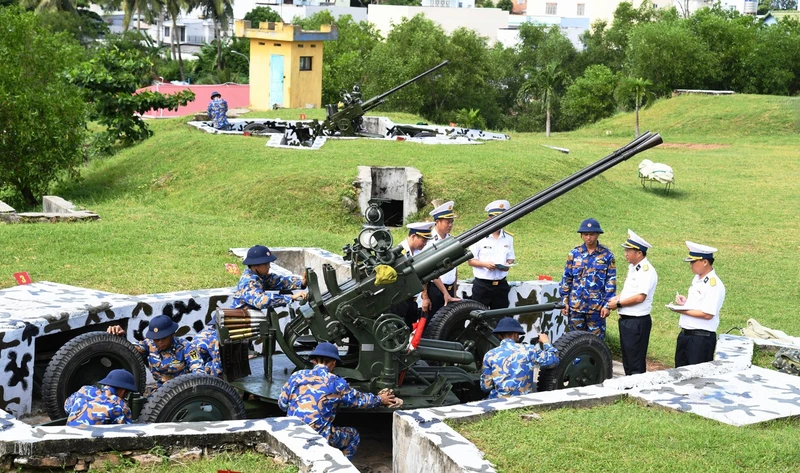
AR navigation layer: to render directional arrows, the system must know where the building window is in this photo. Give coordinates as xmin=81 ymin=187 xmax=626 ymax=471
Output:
xmin=577 ymin=3 xmax=584 ymax=15
xmin=164 ymin=26 xmax=170 ymax=38
xmin=545 ymin=2 xmax=557 ymax=14
xmin=300 ymin=56 xmax=312 ymax=71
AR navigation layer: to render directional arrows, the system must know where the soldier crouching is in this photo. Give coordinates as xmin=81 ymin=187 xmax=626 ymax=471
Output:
xmin=64 ymin=369 xmax=137 ymax=426
xmin=481 ymin=317 xmax=559 ymax=399
xmin=278 ymin=342 xmax=402 ymax=459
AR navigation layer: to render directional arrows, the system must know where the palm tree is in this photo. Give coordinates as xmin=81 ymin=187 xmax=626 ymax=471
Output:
xmin=189 ymin=0 xmax=233 ymax=71
xmin=23 ymin=0 xmax=76 ymax=12
xmin=164 ymin=0 xmax=187 ymax=80
xmin=122 ymin=0 xmax=164 ymax=32
xmin=615 ymin=77 xmax=656 ymax=137
xmin=518 ymin=61 xmax=568 ymax=137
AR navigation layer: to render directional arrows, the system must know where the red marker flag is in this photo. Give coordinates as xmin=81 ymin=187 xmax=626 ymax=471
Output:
xmin=14 ymin=272 xmax=32 ymax=285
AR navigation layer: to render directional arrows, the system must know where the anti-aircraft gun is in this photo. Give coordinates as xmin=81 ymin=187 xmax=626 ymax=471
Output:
xmin=134 ymin=132 xmax=663 ymax=422
xmin=316 ymin=60 xmax=450 ymax=137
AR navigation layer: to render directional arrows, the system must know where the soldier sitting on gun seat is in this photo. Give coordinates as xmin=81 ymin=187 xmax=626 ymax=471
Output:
xmin=107 ymin=315 xmax=204 ymax=395
xmin=481 ymin=317 xmax=559 ymax=399
xmin=279 ymin=342 xmax=402 ymax=459
xmin=192 ymin=317 xmax=223 ymax=378
xmin=231 ymin=245 xmax=307 ymax=310
xmin=64 ymin=369 xmax=138 ymax=427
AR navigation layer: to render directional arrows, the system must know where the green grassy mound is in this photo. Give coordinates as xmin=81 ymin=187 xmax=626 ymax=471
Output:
xmin=1 ymin=94 xmax=798 ymax=366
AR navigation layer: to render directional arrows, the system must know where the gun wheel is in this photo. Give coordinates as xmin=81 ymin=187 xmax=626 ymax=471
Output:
xmin=138 ymin=373 xmax=246 ymax=423
xmin=537 ymin=331 xmax=613 ymax=391
xmin=374 ymin=314 xmax=409 ymax=353
xmin=423 ymin=300 xmax=492 ymax=365
xmin=42 ymin=332 xmax=147 ymax=420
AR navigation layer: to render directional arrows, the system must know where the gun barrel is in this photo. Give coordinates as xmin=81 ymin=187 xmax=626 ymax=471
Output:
xmin=361 ymin=60 xmax=450 ymax=111
xmin=458 ymin=132 xmax=663 ymax=248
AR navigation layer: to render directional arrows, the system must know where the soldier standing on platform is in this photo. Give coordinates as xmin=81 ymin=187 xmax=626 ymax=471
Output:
xmin=64 ymin=369 xmax=137 ymax=426
xmin=278 ymin=342 xmax=401 ymax=459
xmin=559 ymin=218 xmax=617 ymax=341
xmin=480 ymin=317 xmax=559 ymax=399
xmin=424 ymin=201 xmax=462 ymax=316
xmin=607 ymin=229 xmax=658 ymax=375
xmin=468 ymin=200 xmax=516 ymax=310
xmin=669 ymin=241 xmax=726 ymax=367
xmin=231 ymin=245 xmax=307 ymax=310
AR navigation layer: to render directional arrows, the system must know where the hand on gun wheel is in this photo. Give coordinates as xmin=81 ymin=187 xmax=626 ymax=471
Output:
xmin=378 ymin=388 xmax=403 ymax=408
xmin=291 ymin=291 xmax=308 ymax=301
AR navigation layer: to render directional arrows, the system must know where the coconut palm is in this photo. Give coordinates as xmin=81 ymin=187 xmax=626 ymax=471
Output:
xmin=188 ymin=0 xmax=233 ymax=70
xmin=164 ymin=0 xmax=187 ymax=80
xmin=518 ymin=61 xmax=568 ymax=137
xmin=615 ymin=77 xmax=656 ymax=137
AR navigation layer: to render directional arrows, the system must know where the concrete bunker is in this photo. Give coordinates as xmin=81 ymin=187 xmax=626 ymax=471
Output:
xmin=355 ymin=166 xmax=424 ymax=227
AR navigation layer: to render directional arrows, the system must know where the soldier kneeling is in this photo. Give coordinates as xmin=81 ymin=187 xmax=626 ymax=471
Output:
xmin=65 ymin=369 xmax=137 ymax=426
xmin=481 ymin=317 xmax=560 ymax=399
xmin=278 ymin=342 xmax=402 ymax=459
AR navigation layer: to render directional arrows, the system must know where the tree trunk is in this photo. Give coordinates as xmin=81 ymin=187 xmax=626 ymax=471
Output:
xmin=635 ymin=104 xmax=640 ymax=137
xmin=215 ymin=21 xmax=222 ymax=71
xmin=169 ymin=18 xmax=176 ymax=60
xmin=20 ymin=185 xmax=37 ymax=207
xmin=173 ymin=15 xmax=185 ymax=81
xmin=545 ymin=105 xmax=551 ymax=137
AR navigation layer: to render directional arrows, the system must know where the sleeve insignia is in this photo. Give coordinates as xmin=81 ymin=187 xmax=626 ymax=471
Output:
xmin=643 ymin=264 xmax=649 ymax=271
xmin=189 ymin=349 xmax=200 ymax=361
xmin=710 ymin=277 xmax=717 ymax=287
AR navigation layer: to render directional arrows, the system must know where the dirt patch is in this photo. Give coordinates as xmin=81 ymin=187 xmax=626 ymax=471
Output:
xmin=646 ymin=358 xmax=671 ymax=371
xmin=658 ymin=143 xmax=728 ymax=150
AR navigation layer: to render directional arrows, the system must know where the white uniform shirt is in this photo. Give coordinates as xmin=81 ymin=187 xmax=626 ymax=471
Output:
xmin=424 ymin=230 xmax=456 ymax=285
xmin=679 ymin=269 xmax=726 ymax=332
xmin=400 ymin=239 xmax=421 ymax=257
xmin=469 ymin=230 xmax=515 ymax=281
xmin=618 ymin=258 xmax=658 ymax=317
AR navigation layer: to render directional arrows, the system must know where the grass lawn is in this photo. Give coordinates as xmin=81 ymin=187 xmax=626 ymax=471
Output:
xmin=89 ymin=451 xmax=297 ymax=473
xmin=1 ymin=94 xmax=798 ymax=368
xmin=454 ymin=398 xmax=800 ymax=473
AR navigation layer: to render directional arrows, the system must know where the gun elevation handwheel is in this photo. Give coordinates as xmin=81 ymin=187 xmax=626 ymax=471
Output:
xmin=374 ymin=314 xmax=409 ymax=353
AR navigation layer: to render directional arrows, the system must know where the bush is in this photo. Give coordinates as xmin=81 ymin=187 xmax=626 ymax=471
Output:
xmin=0 ymin=8 xmax=87 ymax=207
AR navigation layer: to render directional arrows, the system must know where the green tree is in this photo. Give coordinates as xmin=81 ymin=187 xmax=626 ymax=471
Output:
xmin=37 ymin=8 xmax=110 ymax=45
xmin=68 ymin=46 xmax=195 ymax=145
xmin=243 ymin=6 xmax=282 ymax=27
xmin=518 ymin=61 xmax=568 ymax=137
xmin=189 ymin=0 xmax=233 ymax=70
xmin=295 ymin=12 xmax=381 ymax=106
xmin=614 ymin=77 xmax=655 ymax=137
xmin=164 ymin=0 xmax=188 ymax=79
xmin=688 ymin=7 xmax=756 ymax=92
xmin=561 ymin=64 xmax=617 ymax=130
xmin=497 ymin=0 xmax=512 ymax=11
xmin=0 ymin=8 xmax=87 ymax=207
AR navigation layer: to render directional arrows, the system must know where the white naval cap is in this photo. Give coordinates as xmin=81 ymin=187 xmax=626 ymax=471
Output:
xmin=430 ymin=201 xmax=457 ymax=220
xmin=485 ymin=200 xmax=511 ymax=217
xmin=685 ymin=241 xmax=718 ymax=261
xmin=621 ymin=229 xmax=652 ymax=252
xmin=407 ymin=221 xmax=435 ymax=239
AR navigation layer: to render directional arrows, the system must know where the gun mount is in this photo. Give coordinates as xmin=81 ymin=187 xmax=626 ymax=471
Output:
xmin=318 ymin=61 xmax=450 ymax=137
xmin=135 ymin=133 xmax=663 ymax=422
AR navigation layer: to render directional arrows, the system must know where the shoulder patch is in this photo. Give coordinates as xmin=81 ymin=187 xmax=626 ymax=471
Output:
xmin=504 ymin=231 xmax=514 ymax=237
xmin=188 ymin=349 xmax=200 ymax=361
xmin=643 ymin=264 xmax=649 ymax=271
xmin=710 ymin=277 xmax=717 ymax=287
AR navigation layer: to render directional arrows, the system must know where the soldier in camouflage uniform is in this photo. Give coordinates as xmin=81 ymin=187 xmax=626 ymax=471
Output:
xmin=773 ymin=348 xmax=800 ymax=376
xmin=207 ymin=91 xmax=230 ymax=130
xmin=231 ymin=245 xmax=307 ymax=310
xmin=192 ymin=319 xmax=222 ymax=378
xmin=559 ymin=218 xmax=617 ymax=341
xmin=278 ymin=342 xmax=401 ymax=459
xmin=481 ymin=317 xmax=559 ymax=399
xmin=108 ymin=315 xmax=204 ymax=394
xmin=64 ymin=369 xmax=137 ymax=427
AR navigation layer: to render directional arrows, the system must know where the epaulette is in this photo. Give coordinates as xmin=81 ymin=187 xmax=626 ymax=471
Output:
xmin=642 ymin=264 xmax=650 ymax=271
xmin=710 ymin=277 xmax=717 ymax=287
xmin=504 ymin=230 xmax=514 ymax=237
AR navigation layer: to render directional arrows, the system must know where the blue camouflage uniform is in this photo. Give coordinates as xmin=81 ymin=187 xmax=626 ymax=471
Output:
xmin=133 ymin=336 xmax=204 ymax=390
xmin=64 ymin=385 xmax=132 ymax=427
xmin=207 ymin=98 xmax=230 ymax=130
xmin=231 ymin=268 xmax=303 ymax=310
xmin=481 ymin=338 xmax=559 ymax=399
xmin=192 ymin=326 xmax=223 ymax=378
xmin=559 ymin=243 xmax=617 ymax=340
xmin=278 ymin=364 xmax=381 ymax=459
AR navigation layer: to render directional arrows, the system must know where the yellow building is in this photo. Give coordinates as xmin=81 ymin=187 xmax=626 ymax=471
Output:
xmin=234 ymin=21 xmax=338 ymax=110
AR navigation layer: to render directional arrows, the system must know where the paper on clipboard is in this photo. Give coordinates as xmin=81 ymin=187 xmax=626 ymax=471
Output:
xmin=665 ymin=303 xmax=683 ymax=311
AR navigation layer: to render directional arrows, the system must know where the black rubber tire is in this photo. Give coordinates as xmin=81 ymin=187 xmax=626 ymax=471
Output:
xmin=423 ymin=300 xmax=492 ymax=365
xmin=42 ymin=332 xmax=147 ymax=420
xmin=242 ymin=123 xmax=280 ymax=135
xmin=138 ymin=373 xmax=246 ymax=423
xmin=537 ymin=331 xmax=613 ymax=391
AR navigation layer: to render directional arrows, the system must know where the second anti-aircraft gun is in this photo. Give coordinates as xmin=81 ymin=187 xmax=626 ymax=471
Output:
xmin=135 ymin=132 xmax=663 ymax=422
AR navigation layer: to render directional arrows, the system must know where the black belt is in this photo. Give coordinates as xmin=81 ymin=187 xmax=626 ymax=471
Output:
xmin=475 ymin=277 xmax=506 ymax=286
xmin=680 ymin=328 xmax=715 ymax=337
xmin=620 ymin=314 xmax=650 ymax=319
